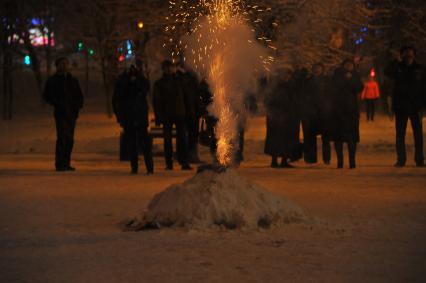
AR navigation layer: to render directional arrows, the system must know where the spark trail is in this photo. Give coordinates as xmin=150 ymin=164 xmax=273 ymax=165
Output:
xmin=167 ymin=0 xmax=273 ymax=166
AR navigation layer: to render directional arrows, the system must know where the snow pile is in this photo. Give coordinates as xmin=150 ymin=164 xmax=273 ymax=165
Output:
xmin=129 ymin=167 xmax=306 ymax=230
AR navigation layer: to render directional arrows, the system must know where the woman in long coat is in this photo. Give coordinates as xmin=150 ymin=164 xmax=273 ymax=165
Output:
xmin=300 ymin=63 xmax=332 ymax=164
xmin=328 ymin=59 xmax=364 ymax=169
xmin=264 ymin=70 xmax=301 ymax=168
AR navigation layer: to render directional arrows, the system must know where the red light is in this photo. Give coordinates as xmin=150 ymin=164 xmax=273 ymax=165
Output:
xmin=118 ymin=55 xmax=125 ymax=62
xmin=370 ymin=68 xmax=376 ymax=77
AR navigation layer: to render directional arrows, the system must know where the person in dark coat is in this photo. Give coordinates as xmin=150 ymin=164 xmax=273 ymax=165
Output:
xmin=264 ymin=69 xmax=301 ymax=168
xmin=153 ymin=60 xmax=191 ymax=170
xmin=199 ymin=79 xmax=218 ymax=159
xmin=176 ymin=63 xmax=202 ymax=163
xmin=328 ymin=59 xmax=364 ymax=169
xmin=235 ymin=91 xmax=258 ymax=165
xmin=300 ymin=63 xmax=331 ymax=164
xmin=385 ymin=46 xmax=425 ymax=167
xmin=112 ymin=62 xmax=154 ymax=174
xmin=43 ymin=57 xmax=83 ymax=171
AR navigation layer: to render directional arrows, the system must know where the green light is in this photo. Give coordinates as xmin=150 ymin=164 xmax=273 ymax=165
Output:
xmin=77 ymin=42 xmax=83 ymax=51
xmin=24 ymin=55 xmax=31 ymax=66
xmin=88 ymin=49 xmax=94 ymax=55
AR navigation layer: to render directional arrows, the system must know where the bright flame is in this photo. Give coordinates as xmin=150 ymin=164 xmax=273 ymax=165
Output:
xmin=209 ymin=54 xmax=238 ymax=165
xmin=208 ymin=1 xmax=240 ymax=166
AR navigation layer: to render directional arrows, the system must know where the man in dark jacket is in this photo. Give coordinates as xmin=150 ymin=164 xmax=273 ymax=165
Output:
xmin=113 ymin=62 xmax=154 ymax=174
xmin=176 ymin=63 xmax=202 ymax=163
xmin=329 ymin=60 xmax=364 ymax=169
xmin=385 ymin=46 xmax=425 ymax=167
xmin=153 ymin=60 xmax=191 ymax=170
xmin=43 ymin=57 xmax=83 ymax=171
xmin=300 ymin=63 xmax=331 ymax=164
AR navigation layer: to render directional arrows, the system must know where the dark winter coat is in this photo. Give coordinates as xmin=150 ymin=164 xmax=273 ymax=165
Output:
xmin=264 ymin=79 xmax=301 ymax=157
xmin=300 ymin=75 xmax=331 ymax=135
xmin=153 ymin=73 xmax=186 ymax=123
xmin=177 ymin=71 xmax=201 ymax=119
xmin=384 ymin=60 xmax=425 ymax=113
xmin=43 ymin=73 xmax=84 ymax=119
xmin=112 ymin=70 xmax=150 ymax=128
xmin=327 ymin=68 xmax=363 ymax=143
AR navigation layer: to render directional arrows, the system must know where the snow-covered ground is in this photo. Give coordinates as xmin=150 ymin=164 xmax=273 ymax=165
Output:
xmin=1 ymin=107 xmax=425 ymax=282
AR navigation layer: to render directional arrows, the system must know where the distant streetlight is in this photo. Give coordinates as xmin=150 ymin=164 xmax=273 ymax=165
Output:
xmin=137 ymin=21 xmax=144 ymax=30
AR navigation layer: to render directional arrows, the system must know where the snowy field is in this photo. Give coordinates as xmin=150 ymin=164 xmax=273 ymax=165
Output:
xmin=1 ymin=108 xmax=426 ymax=282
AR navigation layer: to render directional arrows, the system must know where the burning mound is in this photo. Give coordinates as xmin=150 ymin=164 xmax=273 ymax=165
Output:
xmin=128 ymin=165 xmax=306 ymax=230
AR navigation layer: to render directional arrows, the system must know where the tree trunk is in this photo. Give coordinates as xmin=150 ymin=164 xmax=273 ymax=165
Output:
xmin=8 ymin=69 xmax=13 ymax=120
xmin=84 ymin=50 xmax=89 ymax=97
xmin=2 ymin=50 xmax=13 ymax=120
xmin=30 ymin=52 xmax=43 ymax=98
xmin=45 ymin=31 xmax=52 ymax=77
xmin=100 ymin=56 xmax=112 ymax=117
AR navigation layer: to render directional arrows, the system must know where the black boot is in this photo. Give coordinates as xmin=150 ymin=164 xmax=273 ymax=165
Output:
xmin=335 ymin=142 xmax=344 ymax=169
xmin=348 ymin=142 xmax=357 ymax=169
xmin=271 ymin=156 xmax=279 ymax=168
xmin=66 ymin=166 xmax=76 ymax=171
xmin=181 ymin=163 xmax=193 ymax=170
xmin=280 ymin=158 xmax=294 ymax=168
xmin=394 ymin=161 xmax=405 ymax=168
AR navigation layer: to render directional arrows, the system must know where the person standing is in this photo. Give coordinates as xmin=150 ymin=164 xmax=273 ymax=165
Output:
xmin=329 ymin=60 xmax=364 ymax=169
xmin=361 ymin=70 xmax=380 ymax=122
xmin=176 ymin=63 xmax=202 ymax=164
xmin=385 ymin=46 xmax=425 ymax=167
xmin=199 ymin=79 xmax=218 ymax=161
xmin=43 ymin=57 xmax=83 ymax=171
xmin=112 ymin=63 xmax=154 ymax=175
xmin=300 ymin=63 xmax=331 ymax=164
xmin=235 ymin=92 xmax=258 ymax=166
xmin=153 ymin=60 xmax=192 ymax=170
xmin=264 ymin=69 xmax=301 ymax=168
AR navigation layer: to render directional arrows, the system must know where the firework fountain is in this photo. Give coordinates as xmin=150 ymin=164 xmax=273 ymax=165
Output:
xmin=128 ymin=0 xmax=306 ymax=230
xmin=177 ymin=0 xmax=274 ymax=166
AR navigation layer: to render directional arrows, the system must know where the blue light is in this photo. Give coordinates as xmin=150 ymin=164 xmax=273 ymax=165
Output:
xmin=355 ymin=38 xmax=364 ymax=45
xmin=24 ymin=55 xmax=31 ymax=66
xmin=126 ymin=40 xmax=132 ymax=50
xmin=126 ymin=40 xmax=133 ymax=56
xmin=31 ymin=18 xmax=41 ymax=26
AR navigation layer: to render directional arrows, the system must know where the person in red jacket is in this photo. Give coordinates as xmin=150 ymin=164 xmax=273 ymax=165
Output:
xmin=361 ymin=69 xmax=380 ymax=122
